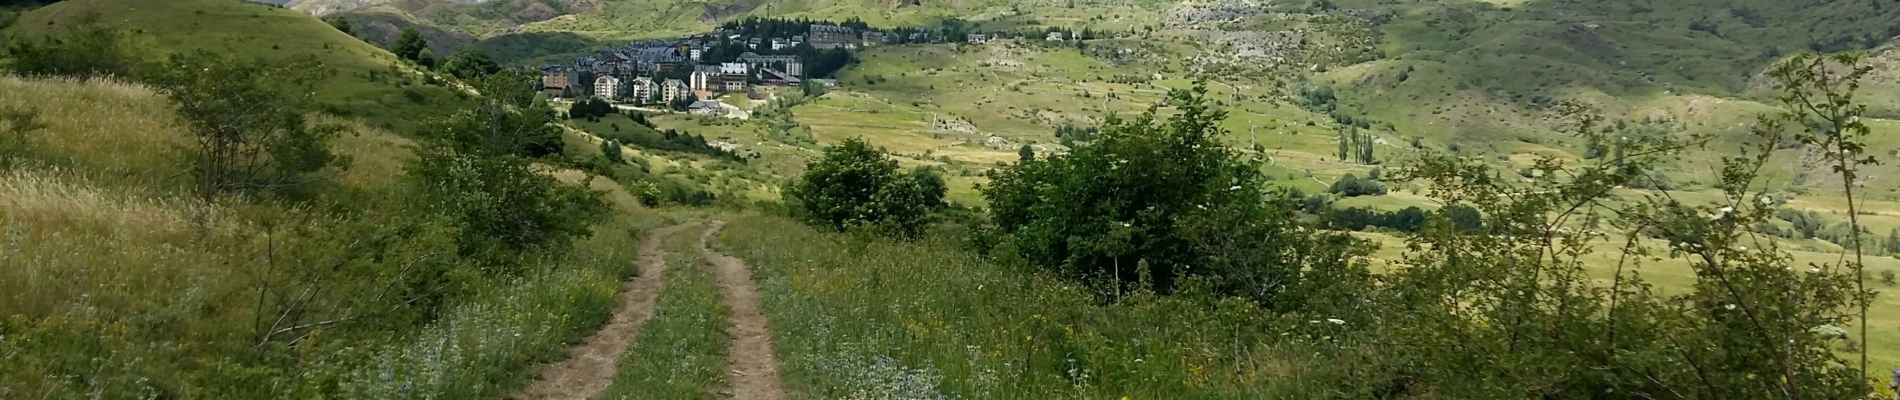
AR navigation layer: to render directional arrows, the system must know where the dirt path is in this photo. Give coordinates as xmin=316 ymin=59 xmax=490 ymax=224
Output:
xmin=699 ymin=222 xmax=787 ymax=400
xmin=510 ymin=223 xmax=696 ymax=400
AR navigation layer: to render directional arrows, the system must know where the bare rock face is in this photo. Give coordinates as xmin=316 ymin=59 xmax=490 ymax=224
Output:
xmin=1172 ymin=0 xmax=1265 ymax=27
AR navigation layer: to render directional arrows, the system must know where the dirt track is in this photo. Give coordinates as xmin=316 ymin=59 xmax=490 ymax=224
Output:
xmin=699 ymin=222 xmax=787 ymax=400
xmin=509 ymin=223 xmax=696 ymax=400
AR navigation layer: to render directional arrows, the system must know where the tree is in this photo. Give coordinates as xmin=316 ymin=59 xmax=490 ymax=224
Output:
xmin=1328 ymin=173 xmax=1387 ymax=197
xmin=393 ymin=27 xmax=427 ymax=62
xmin=1017 ymin=144 xmax=1034 ymax=162
xmin=408 ymin=70 xmax=605 ymax=269
xmin=788 ymin=138 xmax=945 ymax=237
xmin=145 ymin=51 xmax=343 ymax=198
xmin=415 ymin=48 xmax=437 ymax=69
xmin=429 ymin=70 xmax=564 ymax=159
xmin=441 ymin=48 xmax=501 ymax=79
xmin=984 ymin=82 xmax=1368 ymax=304
xmin=324 ymin=16 xmax=352 ymax=36
xmin=600 ymin=139 xmax=624 ymax=164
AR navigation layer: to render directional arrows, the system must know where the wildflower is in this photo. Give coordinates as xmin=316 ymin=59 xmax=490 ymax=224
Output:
xmin=1724 ymin=304 xmax=1737 ymax=310
xmin=1808 ymin=267 xmax=1822 ymax=274
xmin=1326 ymin=318 xmax=1346 ymax=325
xmin=1228 ymin=185 xmax=1242 ymax=191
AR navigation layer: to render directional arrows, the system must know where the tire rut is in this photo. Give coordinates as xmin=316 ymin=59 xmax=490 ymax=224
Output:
xmin=510 ymin=223 xmax=696 ymax=400
xmin=698 ymin=222 xmax=787 ymax=400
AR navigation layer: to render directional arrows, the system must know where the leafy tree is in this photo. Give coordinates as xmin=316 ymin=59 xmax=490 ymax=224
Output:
xmin=393 ymin=26 xmax=427 ymax=62
xmin=788 ymin=138 xmax=945 ymax=238
xmin=600 ymin=139 xmax=624 ymax=164
xmin=324 ymin=16 xmax=351 ymax=35
xmin=145 ymin=51 xmax=343 ymax=198
xmin=568 ymin=97 xmax=615 ymax=120
xmin=1886 ymin=227 xmax=1900 ymax=255
xmin=429 ymin=70 xmax=564 ymax=159
xmin=407 ymin=70 xmax=605 ymax=269
xmin=984 ymin=82 xmax=1368 ymax=304
xmin=1017 ymin=144 xmax=1034 ymax=162
xmin=1328 ymin=173 xmax=1387 ymax=197
xmin=441 ymin=48 xmax=500 ymax=79
xmin=669 ymin=92 xmax=697 ymax=112
xmin=415 ymin=48 xmax=437 ymax=69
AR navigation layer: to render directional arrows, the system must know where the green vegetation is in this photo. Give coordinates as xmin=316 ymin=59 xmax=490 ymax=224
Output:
xmin=0 ymin=1 xmax=663 ymax=398
xmin=9 ymin=0 xmax=1900 ymax=397
xmin=6 ymin=0 xmax=467 ymax=132
xmin=599 ymin=229 xmax=732 ymax=399
xmin=788 ymin=137 xmax=946 ymax=237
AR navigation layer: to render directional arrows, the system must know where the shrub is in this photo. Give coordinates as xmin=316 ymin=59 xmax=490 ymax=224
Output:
xmin=1327 ymin=173 xmax=1387 ymax=197
xmin=146 ymin=51 xmax=344 ymax=198
xmin=788 ymin=138 xmax=946 ymax=238
xmin=984 ymin=82 xmax=1369 ymax=306
xmin=408 ymin=70 xmax=604 ymax=269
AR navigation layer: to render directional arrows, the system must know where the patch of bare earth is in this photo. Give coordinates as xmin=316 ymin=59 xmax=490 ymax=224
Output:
xmin=699 ymin=222 xmax=787 ymax=400
xmin=510 ymin=223 xmax=696 ymax=400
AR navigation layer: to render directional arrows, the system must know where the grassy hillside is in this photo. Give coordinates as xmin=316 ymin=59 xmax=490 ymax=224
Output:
xmin=9 ymin=0 xmax=465 ymax=132
xmin=0 ymin=73 xmax=666 ymax=398
xmin=0 ymin=1 xmax=691 ymax=398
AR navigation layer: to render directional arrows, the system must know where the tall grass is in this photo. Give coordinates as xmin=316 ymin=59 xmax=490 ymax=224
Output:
xmin=715 ymin=215 xmax=1311 ymax=399
xmin=0 ymin=76 xmax=188 ymax=189
xmin=600 ymin=229 xmax=733 ymax=400
xmin=0 ymin=74 xmax=677 ymax=398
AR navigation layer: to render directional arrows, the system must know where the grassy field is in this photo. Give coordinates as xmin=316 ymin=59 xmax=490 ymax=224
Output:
xmin=715 ymin=214 xmax=1316 ymax=399
xmin=0 ymin=72 xmax=678 ymax=397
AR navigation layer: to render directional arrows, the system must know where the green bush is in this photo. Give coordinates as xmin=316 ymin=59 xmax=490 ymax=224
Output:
xmin=984 ymin=82 xmax=1368 ymax=306
xmin=788 ymin=137 xmax=945 ymax=238
xmin=145 ymin=51 xmax=344 ymax=198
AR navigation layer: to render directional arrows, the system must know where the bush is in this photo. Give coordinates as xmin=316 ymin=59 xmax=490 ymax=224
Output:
xmin=1327 ymin=173 xmax=1387 ymax=197
xmin=409 ymin=70 xmax=605 ymax=269
xmin=984 ymin=82 xmax=1369 ymax=306
xmin=788 ymin=138 xmax=945 ymax=238
xmin=145 ymin=51 xmax=344 ymax=198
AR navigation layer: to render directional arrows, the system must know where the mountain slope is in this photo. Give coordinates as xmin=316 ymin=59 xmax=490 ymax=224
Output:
xmin=10 ymin=0 xmax=464 ymax=132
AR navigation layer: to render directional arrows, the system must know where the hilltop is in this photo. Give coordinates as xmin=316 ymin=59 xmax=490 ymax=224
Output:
xmin=10 ymin=0 xmax=466 ymax=131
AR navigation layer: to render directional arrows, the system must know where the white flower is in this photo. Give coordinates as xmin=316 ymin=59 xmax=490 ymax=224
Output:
xmin=1808 ymin=267 xmax=1822 ymax=274
xmin=1719 ymin=206 xmax=1734 ymax=213
xmin=1326 ymin=318 xmax=1346 ymax=325
xmin=1724 ymin=304 xmax=1737 ymax=310
xmin=1760 ymin=196 xmax=1774 ymax=205
xmin=1229 ymin=185 xmax=1242 ymax=191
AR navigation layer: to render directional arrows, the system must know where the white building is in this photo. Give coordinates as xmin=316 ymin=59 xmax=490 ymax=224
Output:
xmin=662 ymin=79 xmax=689 ymax=103
xmin=594 ymin=75 xmax=622 ymax=100
xmin=689 ymin=65 xmax=721 ymax=94
xmin=628 ymin=77 xmax=657 ymax=104
xmin=721 ymin=62 xmax=749 ymax=75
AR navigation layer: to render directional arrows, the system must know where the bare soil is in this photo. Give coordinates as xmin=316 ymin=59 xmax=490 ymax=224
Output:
xmin=699 ymin=222 xmax=787 ymax=400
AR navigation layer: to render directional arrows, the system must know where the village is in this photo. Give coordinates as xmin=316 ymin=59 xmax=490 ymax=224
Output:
xmin=537 ymin=18 xmax=1114 ymax=117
